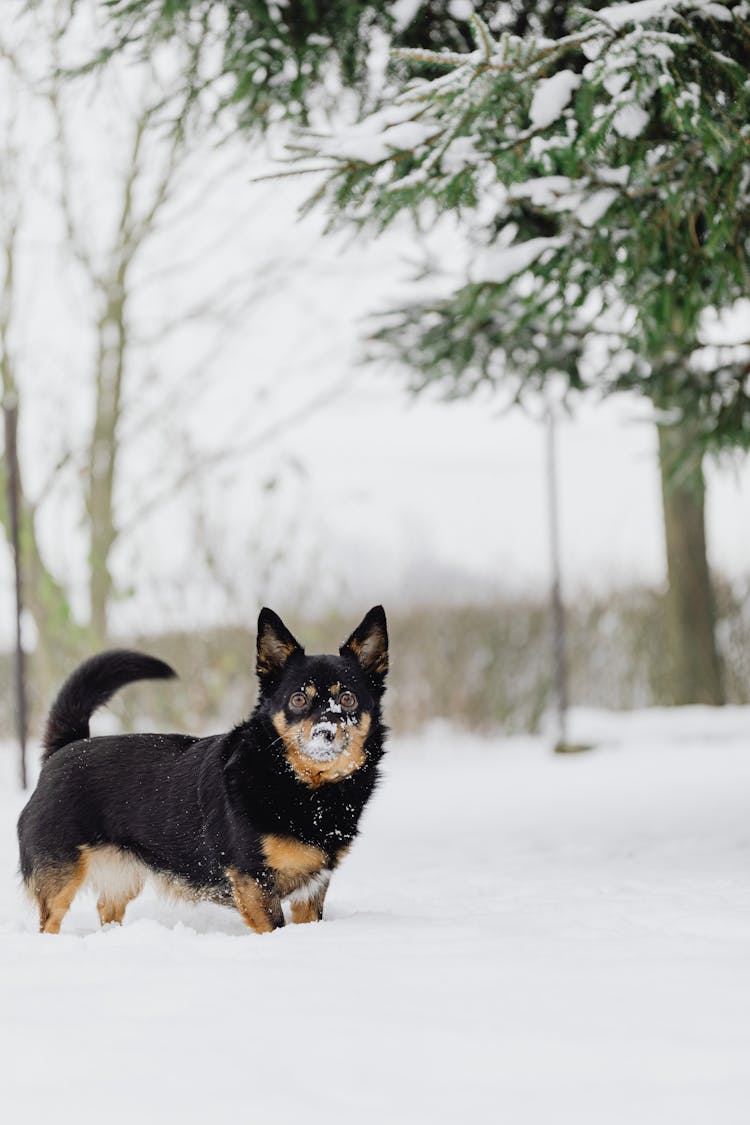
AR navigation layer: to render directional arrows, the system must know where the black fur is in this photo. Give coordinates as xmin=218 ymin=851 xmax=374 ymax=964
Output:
xmin=18 ymin=608 xmax=388 ymax=933
xmin=42 ymin=650 xmax=176 ymax=760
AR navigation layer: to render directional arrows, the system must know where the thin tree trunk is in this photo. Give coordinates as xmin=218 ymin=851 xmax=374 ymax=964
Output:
xmin=657 ymin=422 xmax=724 ymax=705
xmin=87 ymin=287 xmax=126 ymax=647
xmin=3 ymin=219 xmax=87 ymax=693
xmin=0 ymin=418 xmax=89 ymax=700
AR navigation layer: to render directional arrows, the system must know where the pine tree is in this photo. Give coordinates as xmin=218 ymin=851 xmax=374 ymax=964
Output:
xmin=280 ymin=0 xmax=750 ymax=705
xmin=287 ymin=3 xmax=749 ymax=438
xmin=78 ymin=1 xmax=507 ymax=127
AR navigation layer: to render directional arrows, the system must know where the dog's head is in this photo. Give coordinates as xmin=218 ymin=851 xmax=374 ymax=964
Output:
xmin=255 ymin=606 xmax=388 ymax=788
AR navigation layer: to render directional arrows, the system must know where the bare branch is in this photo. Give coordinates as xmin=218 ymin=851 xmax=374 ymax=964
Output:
xmin=119 ymin=379 xmax=350 ymax=531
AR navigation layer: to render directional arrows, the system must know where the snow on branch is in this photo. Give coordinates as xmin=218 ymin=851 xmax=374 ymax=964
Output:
xmin=471 ymin=236 xmax=566 ymax=285
xmin=271 ymin=0 xmax=750 ymax=447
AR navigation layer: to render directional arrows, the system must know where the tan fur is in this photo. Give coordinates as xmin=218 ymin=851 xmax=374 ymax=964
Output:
xmin=97 ymin=898 xmax=128 ymax=926
xmin=272 ymin=711 xmax=370 ymax=788
xmin=31 ymin=853 xmax=90 ymax=934
xmin=227 ymin=868 xmax=283 ymax=934
xmin=262 ymin=834 xmax=326 ymax=897
xmin=27 ymin=842 xmax=257 ymax=933
xmin=262 ymin=834 xmax=326 ymax=875
xmin=26 ymin=833 xmax=353 ymax=933
xmin=287 ymin=869 xmax=331 ymax=923
xmin=290 ymin=897 xmax=323 ymax=924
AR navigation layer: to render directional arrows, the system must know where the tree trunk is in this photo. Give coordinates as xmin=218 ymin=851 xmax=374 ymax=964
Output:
xmin=1 ymin=408 xmax=89 ymax=680
xmin=87 ymin=287 xmax=127 ymax=648
xmin=657 ymin=422 xmax=724 ymax=705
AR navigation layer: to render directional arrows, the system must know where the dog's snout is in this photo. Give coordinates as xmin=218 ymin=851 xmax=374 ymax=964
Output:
xmin=314 ymin=725 xmax=336 ymax=744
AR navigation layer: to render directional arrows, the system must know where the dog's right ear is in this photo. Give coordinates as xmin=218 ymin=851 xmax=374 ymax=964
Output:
xmin=256 ymin=608 xmax=303 ymax=687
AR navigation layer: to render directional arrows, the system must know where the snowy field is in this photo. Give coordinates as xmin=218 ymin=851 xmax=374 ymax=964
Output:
xmin=1 ymin=710 xmax=749 ymax=1124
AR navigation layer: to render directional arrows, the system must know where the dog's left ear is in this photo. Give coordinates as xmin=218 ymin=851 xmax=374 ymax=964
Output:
xmin=257 ymin=608 xmax=304 ymax=686
xmin=340 ymin=606 xmax=388 ymax=687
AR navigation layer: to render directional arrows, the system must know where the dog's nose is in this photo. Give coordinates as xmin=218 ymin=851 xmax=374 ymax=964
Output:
xmin=314 ymin=726 xmax=335 ymax=744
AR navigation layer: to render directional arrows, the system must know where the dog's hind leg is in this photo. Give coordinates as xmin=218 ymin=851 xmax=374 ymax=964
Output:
xmin=96 ymin=879 xmax=144 ymax=926
xmin=31 ymin=852 xmax=89 ymax=934
xmin=88 ymin=846 xmax=146 ymax=926
xmin=227 ymin=868 xmax=284 ymax=934
xmin=97 ymin=895 xmax=135 ymax=926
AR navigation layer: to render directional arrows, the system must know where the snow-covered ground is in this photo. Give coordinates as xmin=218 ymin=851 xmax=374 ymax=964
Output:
xmin=1 ymin=710 xmax=749 ymax=1123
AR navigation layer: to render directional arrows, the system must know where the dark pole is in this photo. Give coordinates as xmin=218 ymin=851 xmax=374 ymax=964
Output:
xmin=4 ymin=398 xmax=28 ymax=788
xmin=546 ymin=406 xmax=569 ymax=751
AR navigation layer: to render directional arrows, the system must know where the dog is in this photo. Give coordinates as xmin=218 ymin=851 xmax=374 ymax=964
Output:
xmin=17 ymin=606 xmax=388 ymax=935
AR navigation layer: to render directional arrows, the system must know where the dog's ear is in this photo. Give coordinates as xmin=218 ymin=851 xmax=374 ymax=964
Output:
xmin=257 ymin=608 xmax=303 ymax=687
xmin=340 ymin=606 xmax=388 ymax=687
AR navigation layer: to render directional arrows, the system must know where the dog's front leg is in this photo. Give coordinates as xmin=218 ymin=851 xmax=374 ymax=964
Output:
xmin=227 ymin=868 xmax=284 ymax=934
xmin=288 ymin=868 xmax=331 ymax=924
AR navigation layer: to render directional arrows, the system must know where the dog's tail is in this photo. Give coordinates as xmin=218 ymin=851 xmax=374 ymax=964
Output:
xmin=42 ymin=650 xmax=177 ymax=761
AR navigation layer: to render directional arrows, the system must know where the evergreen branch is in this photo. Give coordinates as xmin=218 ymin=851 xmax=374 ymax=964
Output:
xmin=253 ymin=164 xmax=343 ymax=182
xmin=393 ymin=47 xmax=477 ymax=68
xmin=469 ymin=13 xmax=494 ymax=62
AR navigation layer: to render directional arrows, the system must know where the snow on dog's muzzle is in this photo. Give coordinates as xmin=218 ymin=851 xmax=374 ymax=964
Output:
xmin=303 ymin=721 xmax=344 ymax=761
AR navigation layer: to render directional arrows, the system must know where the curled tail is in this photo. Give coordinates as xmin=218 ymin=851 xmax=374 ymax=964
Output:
xmin=42 ymin=650 xmax=177 ymax=761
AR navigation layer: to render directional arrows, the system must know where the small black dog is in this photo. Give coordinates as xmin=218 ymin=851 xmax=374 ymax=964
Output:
xmin=18 ymin=607 xmax=388 ymax=934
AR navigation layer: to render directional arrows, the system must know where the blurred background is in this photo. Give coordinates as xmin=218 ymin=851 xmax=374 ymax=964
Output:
xmin=2 ymin=0 xmax=750 ymax=749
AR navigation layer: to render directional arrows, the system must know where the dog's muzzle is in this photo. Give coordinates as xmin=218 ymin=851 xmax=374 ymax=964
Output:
xmin=302 ymin=721 xmax=345 ymax=761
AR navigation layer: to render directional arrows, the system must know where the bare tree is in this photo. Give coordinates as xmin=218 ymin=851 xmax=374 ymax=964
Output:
xmin=0 ymin=2 xmax=335 ymax=703
xmin=0 ymin=32 xmax=90 ymax=691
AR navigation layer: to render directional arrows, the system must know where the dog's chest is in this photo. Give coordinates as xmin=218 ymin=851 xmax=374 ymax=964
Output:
xmin=249 ymin=761 xmax=373 ymax=844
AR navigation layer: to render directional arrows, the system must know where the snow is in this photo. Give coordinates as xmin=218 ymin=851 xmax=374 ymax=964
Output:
xmin=2 ymin=708 xmax=750 ymax=1123
xmin=594 ymin=0 xmax=684 ymax=29
xmin=577 ymin=188 xmax=619 ymax=226
xmin=595 ymin=0 xmax=733 ymax=28
xmin=306 ymin=721 xmax=341 ymax=760
xmin=702 ymin=2 xmax=733 ymax=18
xmin=529 ymin=70 xmax=581 ymax=130
xmin=317 ymin=103 xmax=440 ymax=164
xmin=509 ymin=175 xmax=577 ymax=207
xmin=613 ymin=103 xmax=651 ymax=139
xmin=472 ymin=236 xmax=565 ymax=284
xmin=448 ymin=0 xmax=474 ymax=18
xmin=598 ymin=165 xmax=631 ymax=186
xmin=390 ymin=0 xmax=423 ymax=33
xmin=440 ymin=134 xmax=482 ymax=174
xmin=593 ymin=0 xmax=733 ymax=32
xmin=506 ymin=177 xmax=619 ymax=227
xmin=700 ymin=299 xmax=750 ymax=346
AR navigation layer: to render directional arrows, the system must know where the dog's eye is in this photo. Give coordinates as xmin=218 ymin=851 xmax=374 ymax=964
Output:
xmin=339 ymin=691 xmax=357 ymax=711
xmin=289 ymin=692 xmax=308 ymax=711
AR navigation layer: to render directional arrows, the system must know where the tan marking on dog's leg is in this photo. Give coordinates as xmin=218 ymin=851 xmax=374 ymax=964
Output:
xmin=97 ymin=899 xmax=125 ymax=926
xmin=290 ymin=899 xmax=322 ymax=924
xmin=34 ymin=854 xmax=89 ymax=934
xmin=96 ymin=882 xmax=143 ymax=926
xmin=227 ymin=869 xmax=284 ymax=934
xmin=288 ymin=869 xmax=331 ymax=925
